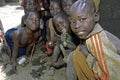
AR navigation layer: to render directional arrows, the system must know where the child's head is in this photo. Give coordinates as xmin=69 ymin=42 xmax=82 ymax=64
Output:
xmin=42 ymin=0 xmax=50 ymax=10
xmin=62 ymin=0 xmax=77 ymax=15
xmin=53 ymin=11 xmax=70 ymax=33
xmin=25 ymin=11 xmax=40 ymax=31
xmin=26 ymin=0 xmax=37 ymax=13
xmin=69 ymin=0 xmax=100 ymax=39
xmin=49 ymin=0 xmax=62 ymax=16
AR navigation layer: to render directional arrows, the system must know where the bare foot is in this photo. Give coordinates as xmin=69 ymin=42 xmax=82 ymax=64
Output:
xmin=6 ymin=69 xmax=17 ymax=76
xmin=52 ymin=61 xmax=65 ymax=68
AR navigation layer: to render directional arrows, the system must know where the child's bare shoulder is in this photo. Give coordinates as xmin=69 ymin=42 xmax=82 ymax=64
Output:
xmin=12 ymin=28 xmax=25 ymax=38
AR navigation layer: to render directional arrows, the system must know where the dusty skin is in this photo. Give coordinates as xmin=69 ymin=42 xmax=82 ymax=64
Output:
xmin=0 ymin=2 xmax=66 ymax=80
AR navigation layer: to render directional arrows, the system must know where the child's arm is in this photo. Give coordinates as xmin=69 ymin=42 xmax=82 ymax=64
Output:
xmin=61 ymin=33 xmax=76 ymax=50
xmin=46 ymin=21 xmax=55 ymax=47
xmin=25 ymin=42 xmax=35 ymax=56
xmin=46 ymin=21 xmax=51 ymax=42
xmin=11 ymin=32 xmax=19 ymax=72
xmin=65 ymin=41 xmax=76 ymax=50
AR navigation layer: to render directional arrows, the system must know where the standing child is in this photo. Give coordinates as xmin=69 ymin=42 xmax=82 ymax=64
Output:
xmin=40 ymin=0 xmax=51 ymax=43
xmin=5 ymin=11 xmax=41 ymax=76
xmin=66 ymin=0 xmax=120 ymax=80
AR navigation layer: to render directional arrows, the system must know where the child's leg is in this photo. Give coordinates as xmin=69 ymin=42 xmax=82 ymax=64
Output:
xmin=52 ymin=58 xmax=65 ymax=68
xmin=5 ymin=28 xmax=17 ymax=58
xmin=48 ymin=45 xmax=61 ymax=76
xmin=51 ymin=45 xmax=61 ymax=64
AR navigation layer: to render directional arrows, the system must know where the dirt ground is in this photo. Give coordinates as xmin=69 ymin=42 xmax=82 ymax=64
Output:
xmin=0 ymin=3 xmax=66 ymax=80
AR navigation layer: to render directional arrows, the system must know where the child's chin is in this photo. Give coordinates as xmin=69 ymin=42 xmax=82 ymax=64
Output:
xmin=78 ymin=35 xmax=86 ymax=39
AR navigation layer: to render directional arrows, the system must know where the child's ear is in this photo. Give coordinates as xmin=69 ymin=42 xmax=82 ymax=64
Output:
xmin=94 ymin=12 xmax=100 ymax=22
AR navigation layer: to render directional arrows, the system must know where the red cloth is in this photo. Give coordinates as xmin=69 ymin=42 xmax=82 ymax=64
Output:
xmin=45 ymin=41 xmax=53 ymax=55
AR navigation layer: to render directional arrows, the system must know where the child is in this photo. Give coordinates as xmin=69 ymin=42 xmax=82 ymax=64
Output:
xmin=21 ymin=0 xmax=28 ymax=14
xmin=5 ymin=11 xmax=41 ymax=76
xmin=62 ymin=0 xmax=77 ymax=16
xmin=21 ymin=0 xmax=41 ymax=14
xmin=62 ymin=0 xmax=80 ymax=46
xmin=66 ymin=0 xmax=120 ymax=80
xmin=21 ymin=0 xmax=37 ymax=27
xmin=51 ymin=11 xmax=76 ymax=68
xmin=40 ymin=0 xmax=51 ymax=43
xmin=0 ymin=19 xmax=11 ymax=59
xmin=46 ymin=0 xmax=62 ymax=55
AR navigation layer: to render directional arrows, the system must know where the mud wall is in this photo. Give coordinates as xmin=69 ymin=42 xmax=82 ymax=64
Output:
xmin=99 ymin=0 xmax=120 ymax=38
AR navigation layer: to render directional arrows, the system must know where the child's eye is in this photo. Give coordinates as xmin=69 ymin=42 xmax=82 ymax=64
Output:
xmin=70 ymin=20 xmax=76 ymax=25
xmin=79 ymin=18 xmax=86 ymax=22
xmin=68 ymin=17 xmax=76 ymax=25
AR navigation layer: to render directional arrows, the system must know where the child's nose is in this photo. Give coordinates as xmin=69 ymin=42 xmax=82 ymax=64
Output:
xmin=76 ymin=21 xmax=81 ymax=28
xmin=54 ymin=9 xmax=59 ymax=14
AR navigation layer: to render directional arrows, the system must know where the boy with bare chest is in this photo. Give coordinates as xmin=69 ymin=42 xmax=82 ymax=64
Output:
xmin=5 ymin=11 xmax=40 ymax=76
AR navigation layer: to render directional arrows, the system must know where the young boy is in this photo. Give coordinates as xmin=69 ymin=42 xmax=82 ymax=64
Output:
xmin=5 ymin=11 xmax=40 ymax=76
xmin=66 ymin=0 xmax=120 ymax=80
xmin=51 ymin=11 xmax=76 ymax=68
xmin=21 ymin=0 xmax=41 ymax=14
xmin=62 ymin=0 xmax=77 ymax=16
xmin=46 ymin=0 xmax=62 ymax=55
xmin=21 ymin=0 xmax=37 ymax=27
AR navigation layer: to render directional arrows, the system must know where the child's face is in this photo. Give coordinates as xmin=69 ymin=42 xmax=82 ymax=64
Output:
xmin=49 ymin=1 xmax=62 ymax=16
xmin=53 ymin=16 xmax=69 ymax=33
xmin=70 ymin=2 xmax=96 ymax=39
xmin=62 ymin=0 xmax=76 ymax=15
xmin=42 ymin=0 xmax=50 ymax=10
xmin=26 ymin=1 xmax=36 ymax=12
xmin=26 ymin=12 xmax=40 ymax=31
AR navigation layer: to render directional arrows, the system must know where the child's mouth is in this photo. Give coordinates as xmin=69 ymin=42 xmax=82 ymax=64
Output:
xmin=78 ymin=31 xmax=85 ymax=35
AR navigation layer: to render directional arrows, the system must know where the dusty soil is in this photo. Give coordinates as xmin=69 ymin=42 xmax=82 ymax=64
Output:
xmin=0 ymin=3 xmax=66 ymax=80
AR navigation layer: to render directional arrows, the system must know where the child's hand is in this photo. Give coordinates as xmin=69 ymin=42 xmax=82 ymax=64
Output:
xmin=61 ymin=33 xmax=67 ymax=43
xmin=48 ymin=41 xmax=54 ymax=48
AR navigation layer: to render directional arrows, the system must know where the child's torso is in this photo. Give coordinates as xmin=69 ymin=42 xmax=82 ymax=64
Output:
xmin=14 ymin=29 xmax=39 ymax=47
